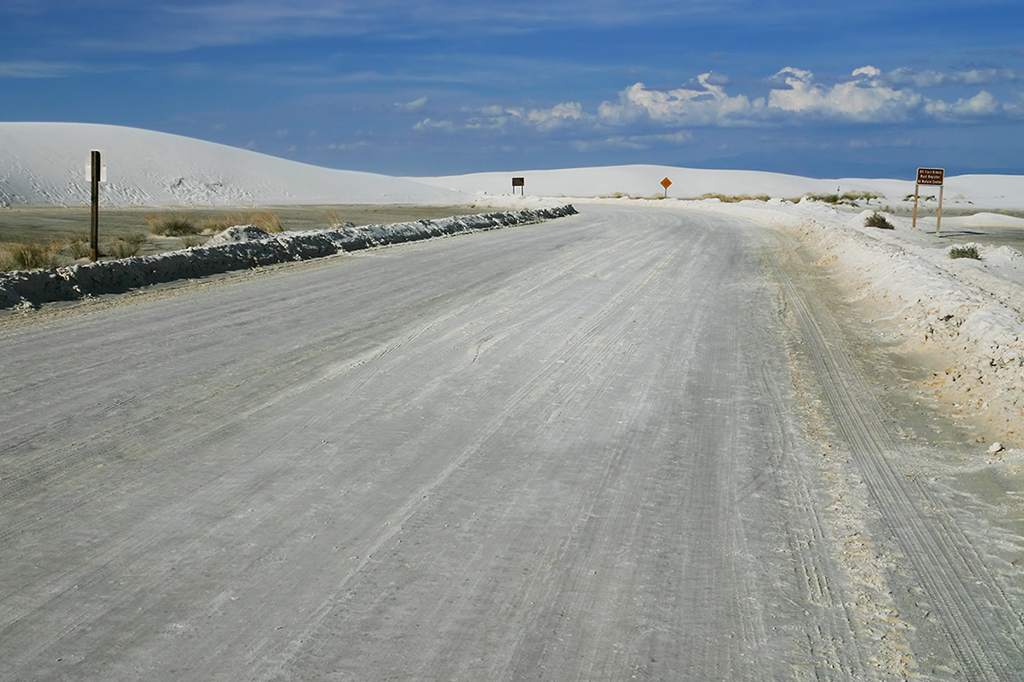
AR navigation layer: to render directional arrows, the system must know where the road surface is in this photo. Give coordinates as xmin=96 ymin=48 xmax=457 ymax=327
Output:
xmin=1 ymin=205 xmax=1022 ymax=680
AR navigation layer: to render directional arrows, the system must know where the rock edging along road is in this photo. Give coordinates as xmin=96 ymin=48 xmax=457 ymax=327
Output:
xmin=0 ymin=205 xmax=577 ymax=309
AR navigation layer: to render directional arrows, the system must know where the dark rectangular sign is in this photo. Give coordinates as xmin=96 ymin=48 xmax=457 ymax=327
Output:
xmin=917 ymin=167 xmax=944 ymax=185
xmin=512 ymin=177 xmax=525 ymax=187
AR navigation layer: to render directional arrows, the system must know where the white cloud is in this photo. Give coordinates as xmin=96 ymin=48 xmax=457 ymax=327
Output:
xmin=924 ymin=91 xmax=1002 ymax=120
xmin=434 ymin=64 xmax=1022 ymax=141
xmin=397 ymin=97 xmax=428 ymax=112
xmin=413 ymin=117 xmax=455 ymax=131
xmin=765 ymin=66 xmax=921 ymax=122
xmin=461 ymin=106 xmax=523 ymax=130
xmin=598 ymin=73 xmax=761 ymax=126
xmin=526 ymin=102 xmax=582 ymax=130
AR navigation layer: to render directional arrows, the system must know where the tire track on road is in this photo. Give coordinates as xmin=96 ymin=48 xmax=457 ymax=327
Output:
xmin=764 ymin=230 xmax=1024 ymax=679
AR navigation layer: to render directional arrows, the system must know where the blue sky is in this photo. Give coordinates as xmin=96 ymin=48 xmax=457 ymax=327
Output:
xmin=2 ymin=0 xmax=1022 ymax=178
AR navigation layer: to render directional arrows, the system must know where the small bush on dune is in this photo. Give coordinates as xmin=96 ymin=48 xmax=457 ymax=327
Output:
xmin=949 ymin=245 xmax=981 ymax=260
xmin=146 ymin=213 xmax=201 ymax=236
xmin=809 ymin=191 xmax=883 ymax=206
xmin=842 ymin=190 xmax=882 ymax=202
xmin=864 ymin=212 xmax=895 ymax=229
xmin=699 ymin=193 xmax=771 ymax=203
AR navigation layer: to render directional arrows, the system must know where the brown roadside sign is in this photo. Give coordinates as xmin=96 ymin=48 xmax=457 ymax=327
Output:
xmin=917 ymin=168 xmax=944 ymax=185
xmin=661 ymin=177 xmax=672 ymax=189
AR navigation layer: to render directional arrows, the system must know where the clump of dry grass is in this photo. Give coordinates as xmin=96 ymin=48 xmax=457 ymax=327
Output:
xmin=808 ymin=191 xmax=884 ymax=205
xmin=864 ymin=212 xmax=895 ymax=229
xmin=699 ymin=193 xmax=771 ymax=203
xmin=949 ymin=244 xmax=981 ymax=260
xmin=320 ymin=209 xmax=355 ymax=229
xmin=68 ymin=233 xmax=92 ymax=260
xmin=179 ymin=234 xmax=208 ymax=248
xmin=105 ymin=231 xmax=147 ymax=259
xmin=202 ymin=210 xmax=285 ymax=234
xmin=145 ymin=212 xmax=201 ymax=236
xmin=0 ymin=239 xmax=69 ymax=271
xmin=249 ymin=211 xmax=284 ymax=233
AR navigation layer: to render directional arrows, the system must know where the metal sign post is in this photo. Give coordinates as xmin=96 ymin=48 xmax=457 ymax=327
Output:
xmin=913 ymin=167 xmax=945 ymax=233
xmin=661 ymin=177 xmax=672 ymax=198
xmin=90 ymin=150 xmax=101 ymax=261
xmin=512 ymin=177 xmax=525 ymax=195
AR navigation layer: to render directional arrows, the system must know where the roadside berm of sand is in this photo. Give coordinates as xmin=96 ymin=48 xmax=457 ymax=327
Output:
xmin=0 ymin=205 xmax=575 ymax=310
xmin=689 ymin=197 xmax=1024 ymax=450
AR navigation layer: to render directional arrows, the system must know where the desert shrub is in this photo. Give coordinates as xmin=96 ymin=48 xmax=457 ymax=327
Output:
xmin=699 ymin=193 xmax=771 ymax=203
xmin=202 ymin=210 xmax=284 ymax=234
xmin=321 ymin=211 xmax=356 ymax=229
xmin=105 ymin=239 xmax=136 ymax=259
xmin=180 ymin=234 xmax=208 ymax=248
xmin=807 ymin=193 xmax=840 ymax=204
xmin=105 ymin=232 xmax=147 ymax=259
xmin=864 ymin=212 xmax=895 ymax=229
xmin=949 ymin=245 xmax=981 ymax=260
xmin=841 ymin=190 xmax=882 ymax=202
xmin=201 ymin=213 xmax=242 ymax=233
xmin=146 ymin=212 xmax=201 ymax=236
xmin=0 ymin=240 xmax=68 ymax=271
xmin=122 ymin=230 xmax=148 ymax=250
xmin=249 ymin=211 xmax=284 ymax=233
xmin=68 ymin=234 xmax=92 ymax=260
xmin=320 ymin=209 xmax=343 ymax=228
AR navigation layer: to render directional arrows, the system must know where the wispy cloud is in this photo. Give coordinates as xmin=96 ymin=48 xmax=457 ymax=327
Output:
xmin=0 ymin=60 xmax=84 ymax=78
xmin=0 ymin=59 xmax=139 ymax=79
xmin=413 ymin=118 xmax=456 ymax=131
xmin=396 ymin=97 xmax=429 ymax=112
xmin=6 ymin=0 xmax=750 ymax=53
xmin=571 ymin=131 xmax=693 ymax=152
xmin=882 ymin=67 xmax=1020 ymax=87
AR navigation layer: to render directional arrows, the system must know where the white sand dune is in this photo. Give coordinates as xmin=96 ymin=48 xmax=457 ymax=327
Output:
xmin=413 ymin=164 xmax=1024 ymax=211
xmin=3 ymin=123 xmax=1022 ymax=211
xmin=0 ymin=122 xmax=471 ymax=207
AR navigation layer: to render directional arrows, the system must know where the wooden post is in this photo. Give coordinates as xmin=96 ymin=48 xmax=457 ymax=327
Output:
xmin=937 ymin=183 xmax=944 ymax=234
xmin=912 ymin=183 xmax=919 ymax=229
xmin=90 ymin=150 xmax=100 ymax=262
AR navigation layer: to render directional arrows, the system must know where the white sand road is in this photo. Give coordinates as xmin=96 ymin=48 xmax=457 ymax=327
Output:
xmin=1 ymin=205 xmax=1023 ymax=679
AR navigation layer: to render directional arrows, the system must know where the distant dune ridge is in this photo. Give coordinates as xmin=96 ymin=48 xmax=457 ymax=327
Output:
xmin=0 ymin=122 xmax=470 ymax=207
xmin=1 ymin=122 xmax=1023 ymax=209
xmin=414 ymin=166 xmax=1024 ymax=211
